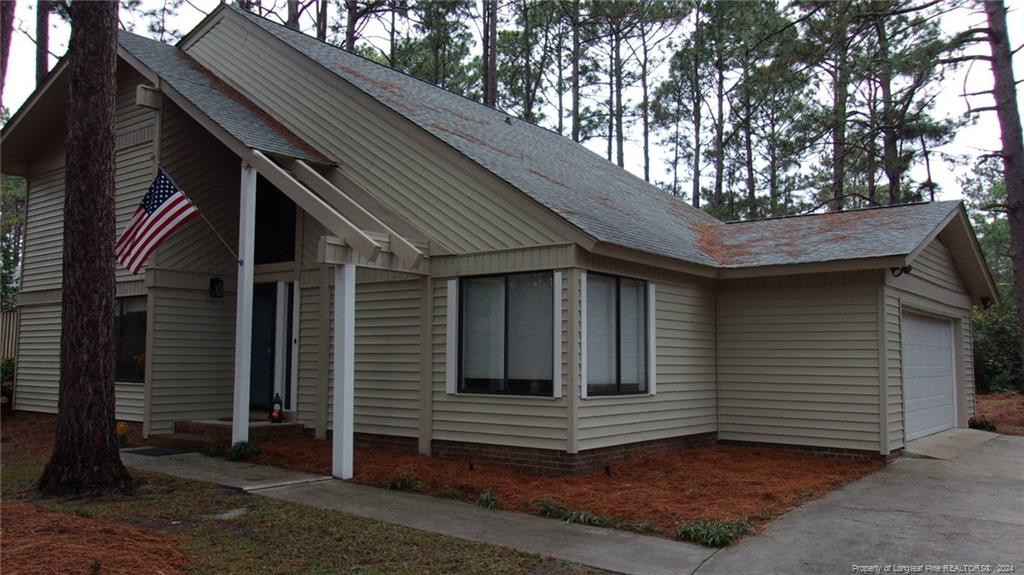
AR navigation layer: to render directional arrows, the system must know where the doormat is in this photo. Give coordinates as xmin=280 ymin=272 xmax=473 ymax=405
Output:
xmin=124 ymin=447 xmax=194 ymax=457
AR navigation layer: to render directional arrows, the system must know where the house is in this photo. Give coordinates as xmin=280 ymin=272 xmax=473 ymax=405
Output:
xmin=1 ymin=4 xmax=996 ymax=478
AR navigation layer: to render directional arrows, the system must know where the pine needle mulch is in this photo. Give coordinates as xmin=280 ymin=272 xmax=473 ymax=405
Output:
xmin=0 ymin=499 xmax=191 ymax=575
xmin=977 ymin=391 xmax=1024 ymax=435
xmin=258 ymin=437 xmax=882 ymax=536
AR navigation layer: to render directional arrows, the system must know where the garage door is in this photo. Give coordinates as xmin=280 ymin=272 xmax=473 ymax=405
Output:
xmin=903 ymin=313 xmax=956 ymax=441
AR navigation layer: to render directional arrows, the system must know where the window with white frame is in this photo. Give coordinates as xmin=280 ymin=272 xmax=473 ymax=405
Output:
xmin=459 ymin=272 xmax=554 ymax=396
xmin=585 ymin=273 xmax=650 ymax=396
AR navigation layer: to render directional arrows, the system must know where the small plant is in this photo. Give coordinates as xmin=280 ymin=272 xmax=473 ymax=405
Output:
xmin=226 ymin=441 xmax=260 ymax=461
xmin=384 ymin=473 xmax=425 ymax=492
xmin=675 ymin=518 xmax=754 ymax=547
xmin=88 ymin=559 xmax=102 ymax=575
xmin=70 ymin=506 xmax=93 ymax=518
xmin=476 ymin=489 xmax=502 ymax=510
xmin=531 ymin=499 xmax=628 ymax=529
xmin=620 ymin=521 xmax=661 ymax=535
xmin=969 ymin=416 xmax=998 ymax=432
xmin=441 ymin=486 xmax=468 ymax=499
xmin=0 ymin=357 xmax=14 ymax=383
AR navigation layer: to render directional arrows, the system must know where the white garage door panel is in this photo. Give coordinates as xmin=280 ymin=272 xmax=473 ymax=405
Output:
xmin=903 ymin=313 xmax=955 ymax=441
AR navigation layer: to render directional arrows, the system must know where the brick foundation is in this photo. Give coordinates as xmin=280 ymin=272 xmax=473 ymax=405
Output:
xmin=718 ymin=439 xmax=899 ymax=462
xmin=354 ymin=432 xmax=418 ymax=453
xmin=431 ymin=432 xmax=717 ymax=476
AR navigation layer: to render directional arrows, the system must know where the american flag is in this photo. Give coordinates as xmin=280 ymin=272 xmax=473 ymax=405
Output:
xmin=116 ymin=168 xmax=199 ymax=274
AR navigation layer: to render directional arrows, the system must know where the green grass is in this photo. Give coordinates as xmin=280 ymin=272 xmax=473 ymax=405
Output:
xmin=532 ymin=498 xmax=660 ymax=534
xmin=3 ymin=450 xmax=599 ymax=574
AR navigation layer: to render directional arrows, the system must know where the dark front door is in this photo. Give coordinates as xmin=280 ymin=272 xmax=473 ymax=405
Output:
xmin=250 ymin=283 xmax=277 ymax=410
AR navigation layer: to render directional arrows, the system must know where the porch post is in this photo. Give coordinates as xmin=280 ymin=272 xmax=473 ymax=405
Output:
xmin=231 ymin=162 xmax=257 ymax=445
xmin=331 ymin=263 xmax=356 ymax=479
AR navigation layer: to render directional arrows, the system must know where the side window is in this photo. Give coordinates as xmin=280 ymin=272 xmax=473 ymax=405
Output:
xmin=459 ymin=272 xmax=554 ymax=396
xmin=586 ymin=273 xmax=648 ymax=395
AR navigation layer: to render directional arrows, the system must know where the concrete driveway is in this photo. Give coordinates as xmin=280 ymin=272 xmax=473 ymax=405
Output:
xmin=699 ymin=435 xmax=1024 ymax=574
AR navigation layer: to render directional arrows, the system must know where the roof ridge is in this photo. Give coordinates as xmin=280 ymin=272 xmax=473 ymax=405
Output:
xmin=724 ymin=200 xmax=960 ymax=225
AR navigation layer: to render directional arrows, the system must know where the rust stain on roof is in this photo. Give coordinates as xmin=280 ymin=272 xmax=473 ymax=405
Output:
xmin=427 ymin=122 xmax=517 ymax=158
xmin=528 ymin=168 xmax=570 ymax=189
xmin=180 ymin=53 xmax=329 ymax=163
xmin=336 ymin=64 xmax=401 ymax=94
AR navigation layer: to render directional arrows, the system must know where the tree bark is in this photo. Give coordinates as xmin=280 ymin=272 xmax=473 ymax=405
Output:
xmin=36 ymin=0 xmax=50 ymax=85
xmin=830 ymin=2 xmax=851 ymax=212
xmin=571 ymin=0 xmax=581 ymax=142
xmin=689 ymin=3 xmax=702 ymax=209
xmin=713 ymin=40 xmax=724 ymax=216
xmin=614 ymin=27 xmax=624 ymax=168
xmin=872 ymin=4 xmax=900 ymax=205
xmin=38 ymin=0 xmax=133 ymax=496
xmin=286 ymin=0 xmax=301 ymax=30
xmin=743 ymin=59 xmax=756 ymax=220
xmin=983 ymin=0 xmax=1024 ymax=365
xmin=640 ymin=32 xmax=650 ymax=182
xmin=482 ymin=0 xmax=498 ymax=107
xmin=345 ymin=0 xmax=358 ymax=51
xmin=1 ymin=0 xmax=14 ymax=103
xmin=317 ymin=0 xmax=328 ymax=41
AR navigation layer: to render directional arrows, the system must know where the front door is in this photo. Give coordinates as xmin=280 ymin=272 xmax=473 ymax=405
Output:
xmin=250 ymin=283 xmax=277 ymax=410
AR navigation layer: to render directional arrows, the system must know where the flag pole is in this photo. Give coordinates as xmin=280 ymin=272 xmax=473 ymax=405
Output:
xmin=150 ymin=155 xmax=242 ymax=265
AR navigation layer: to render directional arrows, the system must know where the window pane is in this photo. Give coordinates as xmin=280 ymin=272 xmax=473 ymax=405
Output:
xmin=586 ymin=274 xmax=617 ymax=395
xmin=508 ymin=272 xmax=553 ymax=395
xmin=461 ymin=276 xmax=505 ymax=392
xmin=619 ymin=278 xmax=647 ymax=393
xmin=114 ymin=297 xmax=147 ymax=383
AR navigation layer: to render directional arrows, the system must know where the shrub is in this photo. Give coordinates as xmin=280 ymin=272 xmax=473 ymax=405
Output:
xmin=476 ymin=489 xmax=502 ymax=510
xmin=531 ymin=499 xmax=634 ymax=530
xmin=226 ymin=441 xmax=260 ymax=461
xmin=674 ymin=518 xmax=754 ymax=547
xmin=441 ymin=486 xmax=468 ymax=500
xmin=969 ymin=416 xmax=998 ymax=432
xmin=384 ymin=473 xmax=425 ymax=492
xmin=0 ymin=357 xmax=13 ymax=383
xmin=201 ymin=439 xmax=225 ymax=458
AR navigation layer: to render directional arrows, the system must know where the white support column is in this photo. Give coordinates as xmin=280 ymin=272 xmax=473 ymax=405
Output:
xmin=273 ymin=281 xmax=288 ymax=401
xmin=231 ymin=163 xmax=257 ymax=445
xmin=289 ymin=282 xmax=300 ymax=412
xmin=332 ymin=263 xmax=357 ymax=480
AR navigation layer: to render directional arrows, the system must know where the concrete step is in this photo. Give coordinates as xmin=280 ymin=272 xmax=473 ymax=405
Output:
xmin=146 ymin=432 xmax=226 ymax=453
xmin=173 ymin=419 xmax=306 ymax=442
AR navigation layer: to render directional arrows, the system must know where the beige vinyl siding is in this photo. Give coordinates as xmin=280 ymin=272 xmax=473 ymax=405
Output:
xmin=150 ymin=101 xmax=239 ymax=274
xmin=886 ymin=238 xmax=976 ymax=449
xmin=20 ymin=168 xmax=65 ymax=292
xmin=13 ymin=304 xmax=61 ymax=412
xmin=884 ymin=292 xmax=904 ymax=451
xmin=148 ymin=286 xmax=237 ymax=434
xmin=717 ymin=272 xmax=882 ymax=452
xmin=577 ymin=278 xmax=717 ymax=451
xmin=115 ymin=383 xmax=145 ymax=422
xmin=295 ymin=272 xmax=423 ymax=437
xmin=184 ymin=14 xmax=569 ymax=254
xmin=432 ymin=277 xmax=569 ymax=451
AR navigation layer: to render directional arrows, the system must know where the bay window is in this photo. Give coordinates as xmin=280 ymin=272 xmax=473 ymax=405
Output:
xmin=586 ymin=273 xmax=648 ymax=395
xmin=460 ymin=272 xmax=553 ymax=396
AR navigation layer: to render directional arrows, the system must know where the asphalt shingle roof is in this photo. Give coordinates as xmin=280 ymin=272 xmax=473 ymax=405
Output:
xmin=118 ymin=31 xmax=323 ymax=163
xmin=706 ymin=201 xmax=960 ymax=268
xmin=118 ymin=8 xmax=963 ymax=271
xmin=235 ymin=7 xmax=724 ymax=268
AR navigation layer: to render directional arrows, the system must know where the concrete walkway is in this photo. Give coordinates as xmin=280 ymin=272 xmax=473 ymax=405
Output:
xmin=121 ymin=448 xmax=713 ymax=575
xmin=700 ymin=435 xmax=1024 ymax=574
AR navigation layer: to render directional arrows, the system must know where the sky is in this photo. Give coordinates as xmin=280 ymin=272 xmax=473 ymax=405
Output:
xmin=4 ymin=0 xmax=1023 ymax=205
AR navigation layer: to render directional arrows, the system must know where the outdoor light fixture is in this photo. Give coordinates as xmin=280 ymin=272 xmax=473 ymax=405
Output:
xmin=889 ymin=266 xmax=913 ymax=277
xmin=209 ymin=277 xmax=224 ymax=298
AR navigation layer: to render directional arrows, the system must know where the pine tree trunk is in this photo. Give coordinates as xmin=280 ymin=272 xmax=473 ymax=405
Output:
xmin=831 ymin=3 xmax=850 ymax=212
xmin=36 ymin=0 xmax=50 ymax=85
xmin=286 ymin=0 xmax=301 ymax=30
xmin=640 ymin=34 xmax=650 ymax=182
xmin=984 ymin=0 xmax=1024 ymax=366
xmin=690 ymin=2 xmax=702 ymax=209
xmin=571 ymin=0 xmax=580 ymax=142
xmin=317 ymin=0 xmax=328 ymax=41
xmin=38 ymin=0 xmax=133 ymax=496
xmin=743 ymin=62 xmax=756 ymax=220
xmin=872 ymin=6 xmax=900 ymax=205
xmin=345 ymin=0 xmax=358 ymax=51
xmin=482 ymin=0 xmax=498 ymax=107
xmin=0 ymin=0 xmax=14 ymax=102
xmin=713 ymin=56 xmax=724 ymax=216
xmin=614 ymin=29 xmax=624 ymax=168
